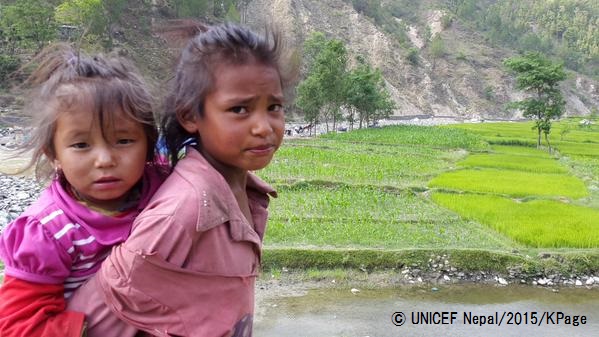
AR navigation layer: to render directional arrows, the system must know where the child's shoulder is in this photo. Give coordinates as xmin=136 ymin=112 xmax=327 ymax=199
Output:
xmin=1 ymin=189 xmax=75 ymax=264
xmin=169 ymin=148 xmax=225 ymax=189
xmin=5 ymin=181 xmax=79 ymax=236
xmin=15 ymin=185 xmax=63 ymax=223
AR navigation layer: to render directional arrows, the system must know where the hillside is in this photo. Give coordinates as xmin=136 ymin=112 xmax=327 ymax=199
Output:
xmin=1 ymin=0 xmax=598 ymax=122
xmin=242 ymin=0 xmax=598 ymax=120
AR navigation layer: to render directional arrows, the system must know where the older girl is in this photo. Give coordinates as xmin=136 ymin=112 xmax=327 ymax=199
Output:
xmin=71 ymin=22 xmax=298 ymax=337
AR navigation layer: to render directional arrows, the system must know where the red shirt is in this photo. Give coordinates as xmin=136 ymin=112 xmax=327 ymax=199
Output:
xmin=0 ymin=276 xmax=84 ymax=337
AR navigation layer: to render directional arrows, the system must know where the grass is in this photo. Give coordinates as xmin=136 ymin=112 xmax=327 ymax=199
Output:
xmin=553 ymin=141 xmax=599 ymax=157
xmin=458 ymin=153 xmax=568 ymax=174
xmin=260 ymin=122 xmax=598 ymax=254
xmin=432 ymin=192 xmax=599 ymax=248
xmin=256 ymin=125 xmax=531 ymax=252
xmin=270 ymin=184 xmax=445 ymax=222
xmin=427 ymin=120 xmax=599 ymax=250
xmin=262 ymin=248 xmax=533 ymax=272
xmin=449 ymin=119 xmax=599 ymax=145
xmin=428 ymin=168 xmax=588 ymax=198
xmin=448 ymin=120 xmax=599 ymax=158
xmin=320 ymin=124 xmax=489 ymax=151
xmin=563 ymin=155 xmax=599 ymax=181
xmin=489 ymin=145 xmax=553 ymax=158
xmin=265 ymin=184 xmax=517 ymax=250
xmin=261 ymin=138 xmax=465 ymax=189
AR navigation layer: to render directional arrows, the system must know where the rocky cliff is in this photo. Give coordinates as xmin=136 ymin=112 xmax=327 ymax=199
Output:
xmin=243 ymin=0 xmax=598 ymax=120
xmin=1 ymin=0 xmax=597 ymax=123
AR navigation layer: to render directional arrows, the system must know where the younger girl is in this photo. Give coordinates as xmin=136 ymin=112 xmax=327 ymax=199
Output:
xmin=0 ymin=44 xmax=164 ymax=337
xmin=69 ymin=22 xmax=298 ymax=336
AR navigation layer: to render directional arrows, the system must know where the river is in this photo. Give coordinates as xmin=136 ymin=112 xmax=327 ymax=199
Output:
xmin=255 ymin=284 xmax=599 ymax=337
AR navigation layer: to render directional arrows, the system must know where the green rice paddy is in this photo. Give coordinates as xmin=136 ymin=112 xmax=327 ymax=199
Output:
xmin=429 ymin=168 xmax=588 ymax=198
xmin=458 ymin=153 xmax=568 ymax=173
xmin=430 ymin=119 xmax=598 ymax=248
xmin=432 ymin=192 xmax=599 ymax=248
xmin=265 ymin=184 xmax=516 ymax=249
xmin=258 ymin=118 xmax=599 ymax=251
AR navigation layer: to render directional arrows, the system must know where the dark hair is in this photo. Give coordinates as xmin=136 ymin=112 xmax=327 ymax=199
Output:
xmin=159 ymin=22 xmax=298 ymax=166
xmin=14 ymin=43 xmax=157 ymax=181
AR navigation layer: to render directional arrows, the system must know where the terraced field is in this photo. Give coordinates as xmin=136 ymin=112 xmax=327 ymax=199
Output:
xmin=257 ymin=118 xmax=599 ymax=256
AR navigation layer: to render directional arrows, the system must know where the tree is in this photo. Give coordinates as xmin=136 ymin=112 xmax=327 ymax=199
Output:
xmin=172 ymin=0 xmax=212 ymax=18
xmin=504 ymin=52 xmax=567 ymax=150
xmin=297 ymin=33 xmax=395 ymax=132
xmin=301 ymin=31 xmax=327 ymax=70
xmin=56 ymin=0 xmax=108 ymax=48
xmin=296 ymin=75 xmax=323 ymax=133
xmin=238 ymin=0 xmax=251 ymax=23
xmin=296 ymin=32 xmax=347 ymax=132
xmin=345 ymin=56 xmax=395 ymax=129
xmin=55 ymin=0 xmax=130 ymax=50
xmin=224 ymin=3 xmax=240 ymax=22
xmin=0 ymin=0 xmax=56 ymax=52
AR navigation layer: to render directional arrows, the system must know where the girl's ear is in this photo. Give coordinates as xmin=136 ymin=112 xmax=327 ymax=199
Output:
xmin=52 ymin=158 xmax=62 ymax=171
xmin=43 ymin=147 xmax=55 ymax=163
xmin=178 ymin=111 xmax=201 ymax=134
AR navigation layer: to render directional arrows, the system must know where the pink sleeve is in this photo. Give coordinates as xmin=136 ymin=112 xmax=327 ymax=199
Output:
xmin=0 ymin=216 xmax=72 ymax=284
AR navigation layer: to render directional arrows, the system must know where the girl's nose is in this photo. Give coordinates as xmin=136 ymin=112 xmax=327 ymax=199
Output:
xmin=251 ymin=113 xmax=274 ymax=137
xmin=94 ymin=147 xmax=117 ymax=168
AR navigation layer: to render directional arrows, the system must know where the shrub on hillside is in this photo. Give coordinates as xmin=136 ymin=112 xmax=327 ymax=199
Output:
xmin=0 ymin=55 xmax=20 ymax=88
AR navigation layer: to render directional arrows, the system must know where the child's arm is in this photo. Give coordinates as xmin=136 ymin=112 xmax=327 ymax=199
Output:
xmin=0 ymin=215 xmax=85 ymax=337
xmin=0 ymin=276 xmax=85 ymax=337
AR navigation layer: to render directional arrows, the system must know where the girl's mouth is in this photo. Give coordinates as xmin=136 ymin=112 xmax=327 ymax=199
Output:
xmin=93 ymin=177 xmax=121 ymax=189
xmin=248 ymin=145 xmax=275 ymax=155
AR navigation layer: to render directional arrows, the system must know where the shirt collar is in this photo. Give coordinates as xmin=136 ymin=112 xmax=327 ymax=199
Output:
xmin=176 ymin=147 xmax=276 ymax=236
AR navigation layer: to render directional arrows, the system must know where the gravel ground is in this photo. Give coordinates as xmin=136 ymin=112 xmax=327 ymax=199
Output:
xmin=0 ymin=174 xmax=43 ymax=229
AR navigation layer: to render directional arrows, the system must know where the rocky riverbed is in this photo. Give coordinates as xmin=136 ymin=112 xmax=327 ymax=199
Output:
xmin=0 ymin=126 xmax=42 ymax=229
xmin=0 ymin=174 xmax=43 ymax=229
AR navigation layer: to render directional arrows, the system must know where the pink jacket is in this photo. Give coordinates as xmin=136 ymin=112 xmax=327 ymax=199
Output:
xmin=95 ymin=148 xmax=276 ymax=336
xmin=0 ymin=166 xmax=164 ymax=292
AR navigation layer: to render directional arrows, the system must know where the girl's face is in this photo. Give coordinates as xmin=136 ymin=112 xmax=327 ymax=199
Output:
xmin=181 ymin=62 xmax=285 ymax=177
xmin=52 ymin=105 xmax=148 ymax=211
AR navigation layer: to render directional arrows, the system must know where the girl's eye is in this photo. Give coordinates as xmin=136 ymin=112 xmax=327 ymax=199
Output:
xmin=117 ymin=139 xmax=135 ymax=145
xmin=230 ymin=106 xmax=248 ymax=114
xmin=269 ymin=104 xmax=283 ymax=113
xmin=70 ymin=142 xmax=89 ymax=149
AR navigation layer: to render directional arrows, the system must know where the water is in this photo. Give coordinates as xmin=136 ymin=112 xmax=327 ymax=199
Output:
xmin=255 ymin=285 xmax=599 ymax=337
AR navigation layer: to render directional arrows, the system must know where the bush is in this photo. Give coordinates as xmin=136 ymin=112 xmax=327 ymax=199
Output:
xmin=441 ymin=13 xmax=454 ymax=29
xmin=484 ymin=85 xmax=494 ymax=100
xmin=407 ymin=47 xmax=419 ymax=65
xmin=0 ymin=55 xmax=20 ymax=88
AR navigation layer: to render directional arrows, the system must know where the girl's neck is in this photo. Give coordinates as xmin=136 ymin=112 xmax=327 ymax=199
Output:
xmin=63 ymin=177 xmax=140 ymax=215
xmin=197 ymin=147 xmax=254 ymax=226
xmin=199 ymin=147 xmax=248 ymax=190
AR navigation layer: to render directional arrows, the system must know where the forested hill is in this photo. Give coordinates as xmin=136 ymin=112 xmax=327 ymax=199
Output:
xmin=1 ymin=0 xmax=598 ymax=120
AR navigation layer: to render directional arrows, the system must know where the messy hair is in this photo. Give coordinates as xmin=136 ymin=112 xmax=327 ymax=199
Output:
xmin=14 ymin=43 xmax=157 ymax=181
xmin=159 ymin=21 xmax=298 ymax=166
